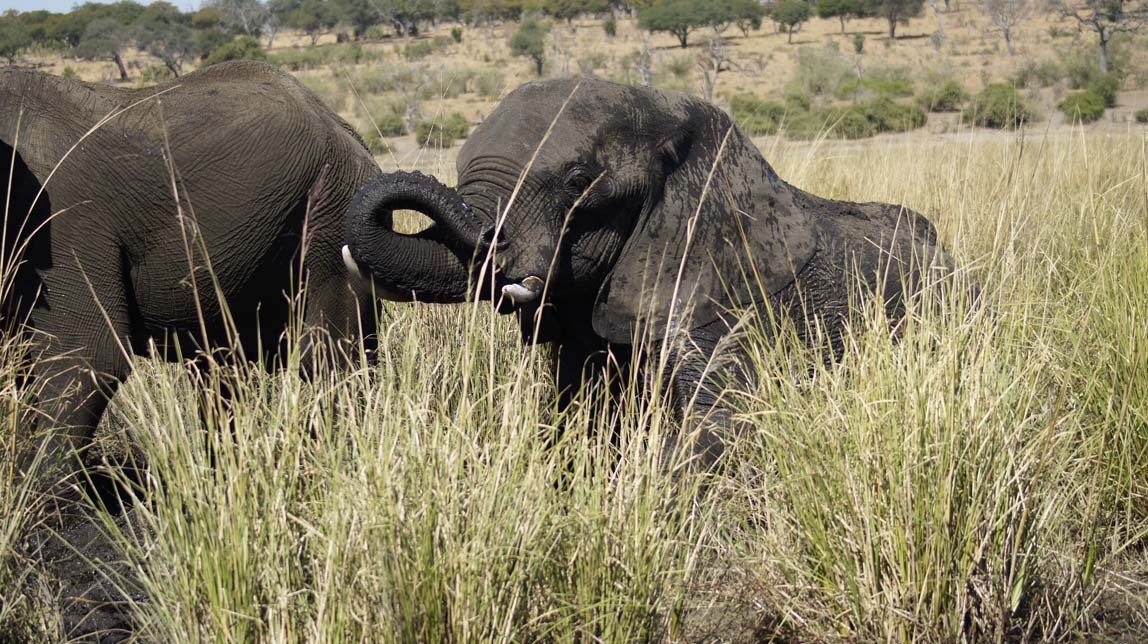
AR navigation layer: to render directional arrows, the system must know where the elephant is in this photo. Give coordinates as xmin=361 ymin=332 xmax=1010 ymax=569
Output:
xmin=342 ymin=78 xmax=969 ymax=469
xmin=2 ymin=61 xmax=380 ymax=636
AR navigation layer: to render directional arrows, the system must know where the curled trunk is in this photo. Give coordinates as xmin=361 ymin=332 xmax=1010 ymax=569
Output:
xmin=344 ymin=171 xmax=491 ymax=303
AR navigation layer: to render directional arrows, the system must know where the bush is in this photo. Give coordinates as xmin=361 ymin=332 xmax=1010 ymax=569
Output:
xmin=824 ymin=106 xmax=878 ymax=139
xmin=962 ymin=84 xmax=1036 ymax=129
xmin=604 ymin=15 xmax=617 ymax=37
xmin=403 ymin=39 xmax=436 ymax=60
xmin=1058 ymin=91 xmax=1105 ymax=123
xmin=268 ymin=43 xmax=382 ymax=70
xmin=1012 ymin=60 xmax=1063 ymax=88
xmin=729 ymin=93 xmax=787 ymax=135
xmin=203 ymin=35 xmax=266 ymax=67
xmin=1087 ymin=72 xmax=1119 ymax=108
xmin=450 ymin=26 xmax=463 ymax=43
xmin=864 ymin=96 xmax=927 ymax=132
xmin=789 ymin=45 xmax=855 ymax=99
xmin=664 ymin=54 xmax=693 ymax=80
xmin=473 ymin=69 xmax=504 ymax=98
xmin=369 ymin=111 xmax=407 ymax=137
xmin=916 ymin=79 xmax=968 ymax=112
xmin=1136 ymin=108 xmax=1148 ymax=124
xmin=415 ymin=112 xmax=470 ymax=148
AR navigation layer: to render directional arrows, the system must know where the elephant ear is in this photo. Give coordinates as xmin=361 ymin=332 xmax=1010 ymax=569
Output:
xmin=591 ymin=101 xmax=817 ymax=345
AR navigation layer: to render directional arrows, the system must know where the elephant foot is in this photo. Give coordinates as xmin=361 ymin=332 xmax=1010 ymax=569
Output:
xmin=25 ymin=509 xmax=150 ymax=643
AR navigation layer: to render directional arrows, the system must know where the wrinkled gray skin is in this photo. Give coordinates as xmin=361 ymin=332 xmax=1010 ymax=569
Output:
xmin=2 ymin=61 xmax=384 ymax=640
xmin=345 ymin=78 xmax=965 ymax=468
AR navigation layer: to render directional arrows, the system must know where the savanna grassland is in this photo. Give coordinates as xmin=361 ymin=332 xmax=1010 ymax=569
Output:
xmin=3 ymin=6 xmax=1148 ymax=642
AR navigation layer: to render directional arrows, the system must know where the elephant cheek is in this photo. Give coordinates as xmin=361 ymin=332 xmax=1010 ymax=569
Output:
xmin=569 ymin=230 xmax=624 ymax=286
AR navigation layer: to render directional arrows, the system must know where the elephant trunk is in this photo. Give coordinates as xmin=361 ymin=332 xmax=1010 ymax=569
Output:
xmin=343 ymin=171 xmax=491 ymax=303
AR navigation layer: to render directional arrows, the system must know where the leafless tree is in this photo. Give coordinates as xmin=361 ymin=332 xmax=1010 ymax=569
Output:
xmin=929 ymin=0 xmax=947 ymax=47
xmin=385 ymin=66 xmax=429 ymax=133
xmin=1049 ymin=0 xmax=1148 ymax=73
xmin=981 ymin=0 xmax=1032 ymax=55
xmin=697 ymin=37 xmax=730 ymax=103
xmin=636 ymin=38 xmax=654 ymax=87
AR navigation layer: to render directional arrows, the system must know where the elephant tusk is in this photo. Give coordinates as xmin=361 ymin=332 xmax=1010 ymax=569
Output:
xmin=342 ymin=245 xmax=364 ymax=281
xmin=501 ymin=276 xmax=544 ymax=304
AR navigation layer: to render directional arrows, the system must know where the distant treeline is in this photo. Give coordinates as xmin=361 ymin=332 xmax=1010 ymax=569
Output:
xmin=0 ymin=0 xmax=935 ymax=77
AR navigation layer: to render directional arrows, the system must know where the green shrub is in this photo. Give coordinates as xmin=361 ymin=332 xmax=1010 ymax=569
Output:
xmin=404 ymin=39 xmax=436 ymax=60
xmin=962 ymin=84 xmax=1036 ymax=129
xmin=415 ymin=112 xmax=470 ymax=148
xmin=450 ymin=26 xmax=463 ymax=43
xmin=203 ymin=35 xmax=267 ymax=67
xmin=789 ymin=45 xmax=855 ymax=98
xmin=604 ymin=15 xmax=617 ymax=37
xmin=786 ymin=99 xmax=926 ymax=140
xmin=857 ymin=66 xmax=914 ymax=97
xmin=140 ymin=64 xmax=173 ymax=83
xmin=473 ymin=69 xmax=504 ymax=98
xmin=1136 ymin=108 xmax=1148 ymax=124
xmin=268 ymin=43 xmax=381 ymax=70
xmin=729 ymin=93 xmax=788 ymax=135
xmin=1012 ymin=60 xmax=1063 ymax=88
xmin=784 ymin=89 xmax=812 ymax=111
xmin=664 ymin=54 xmax=693 ymax=80
xmin=826 ymin=106 xmax=878 ymax=139
xmin=1058 ymin=91 xmax=1105 ymax=123
xmin=370 ymin=111 xmax=407 ymax=137
xmin=916 ymin=79 xmax=968 ymax=112
xmin=1087 ymin=72 xmax=1119 ymax=108
xmin=864 ymin=97 xmax=927 ymax=132
xmin=836 ymin=76 xmax=914 ymax=100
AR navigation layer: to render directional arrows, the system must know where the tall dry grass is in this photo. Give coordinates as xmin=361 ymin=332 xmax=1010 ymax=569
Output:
xmin=1 ymin=128 xmax=1146 ymax=640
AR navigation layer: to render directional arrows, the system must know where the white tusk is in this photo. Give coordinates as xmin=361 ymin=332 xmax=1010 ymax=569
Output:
xmin=501 ymin=281 xmax=542 ymax=304
xmin=342 ymin=245 xmax=363 ymax=280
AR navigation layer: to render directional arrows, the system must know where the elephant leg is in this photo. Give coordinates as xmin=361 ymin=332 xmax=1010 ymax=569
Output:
xmin=665 ymin=320 xmax=749 ymax=472
xmin=26 ymin=355 xmax=128 ymax=520
xmin=298 ymin=278 xmax=377 ymax=377
xmin=21 ymin=267 xmax=135 ymax=522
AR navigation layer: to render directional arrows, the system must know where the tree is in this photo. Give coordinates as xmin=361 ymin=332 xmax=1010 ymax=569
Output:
xmin=45 ymin=2 xmax=146 ymax=49
xmin=134 ymin=2 xmax=197 ymax=77
xmin=510 ymin=16 xmax=550 ymax=75
xmin=0 ymin=16 xmax=30 ymax=64
xmin=457 ymin=0 xmax=526 ymax=24
xmin=75 ymin=18 xmax=132 ymax=81
xmin=285 ymin=0 xmax=339 ymax=44
xmin=332 ymin=0 xmax=379 ymax=38
xmin=202 ymin=34 xmax=267 ymax=65
xmin=725 ymin=0 xmax=766 ymax=36
xmin=371 ymin=0 xmax=436 ymax=36
xmin=206 ymin=0 xmax=269 ymax=36
xmin=1049 ymin=0 xmax=1147 ymax=74
xmin=927 ymin=0 xmax=944 ymax=46
xmin=637 ymin=0 xmax=709 ymax=47
xmin=773 ymin=0 xmax=813 ymax=41
xmin=817 ymin=0 xmax=868 ymax=33
xmin=541 ymin=0 xmax=611 ymax=23
xmin=864 ymin=0 xmax=926 ymax=38
xmin=696 ymin=37 xmax=728 ymax=101
xmin=979 ymin=0 xmax=1030 ymax=55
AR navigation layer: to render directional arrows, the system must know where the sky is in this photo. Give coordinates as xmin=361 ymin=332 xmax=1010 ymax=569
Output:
xmin=2 ymin=0 xmax=199 ymax=13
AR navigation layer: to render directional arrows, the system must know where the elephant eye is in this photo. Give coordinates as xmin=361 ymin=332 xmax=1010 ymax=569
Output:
xmin=563 ymin=167 xmax=593 ymax=195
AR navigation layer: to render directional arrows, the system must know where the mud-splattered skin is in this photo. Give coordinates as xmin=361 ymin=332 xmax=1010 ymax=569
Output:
xmin=2 ymin=61 xmax=381 ymax=638
xmin=346 ymin=78 xmax=968 ymax=467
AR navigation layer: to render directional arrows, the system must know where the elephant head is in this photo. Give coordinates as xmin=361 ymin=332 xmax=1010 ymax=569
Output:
xmin=344 ymin=78 xmax=833 ymax=344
